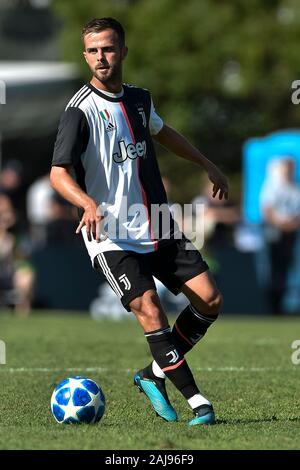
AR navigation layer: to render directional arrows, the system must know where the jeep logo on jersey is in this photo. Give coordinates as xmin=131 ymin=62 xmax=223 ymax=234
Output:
xmin=113 ymin=140 xmax=147 ymax=163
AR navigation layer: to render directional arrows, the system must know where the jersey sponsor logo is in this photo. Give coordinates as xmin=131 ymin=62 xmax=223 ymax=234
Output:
xmin=118 ymin=274 xmax=131 ymax=291
xmin=99 ymin=109 xmax=116 ymax=132
xmin=166 ymin=349 xmax=180 ymax=364
xmin=113 ymin=139 xmax=147 ymax=163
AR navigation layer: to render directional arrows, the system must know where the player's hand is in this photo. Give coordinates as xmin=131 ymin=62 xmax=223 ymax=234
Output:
xmin=76 ymin=201 xmax=104 ymax=243
xmin=207 ymin=164 xmax=229 ymax=200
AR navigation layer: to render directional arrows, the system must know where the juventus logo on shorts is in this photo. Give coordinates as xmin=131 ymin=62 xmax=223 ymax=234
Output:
xmin=118 ymin=274 xmax=131 ymax=291
xmin=166 ymin=349 xmax=179 ymax=364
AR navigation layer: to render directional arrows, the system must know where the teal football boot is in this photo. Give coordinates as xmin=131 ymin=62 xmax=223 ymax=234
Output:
xmin=188 ymin=404 xmax=215 ymax=426
xmin=134 ymin=368 xmax=178 ymax=422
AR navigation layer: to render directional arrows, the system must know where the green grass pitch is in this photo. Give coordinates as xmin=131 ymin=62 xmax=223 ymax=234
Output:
xmin=0 ymin=311 xmax=299 ymax=450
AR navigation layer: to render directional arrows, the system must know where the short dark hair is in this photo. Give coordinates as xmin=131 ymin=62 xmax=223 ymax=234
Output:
xmin=82 ymin=17 xmax=125 ymax=46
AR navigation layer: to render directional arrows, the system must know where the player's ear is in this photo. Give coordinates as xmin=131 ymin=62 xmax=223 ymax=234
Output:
xmin=121 ymin=46 xmax=128 ymax=60
xmin=83 ymin=50 xmax=88 ymax=63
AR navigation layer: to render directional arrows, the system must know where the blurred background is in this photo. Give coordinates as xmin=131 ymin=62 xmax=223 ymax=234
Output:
xmin=1 ymin=0 xmax=300 ymax=317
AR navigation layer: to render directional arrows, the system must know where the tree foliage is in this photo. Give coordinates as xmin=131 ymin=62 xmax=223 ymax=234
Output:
xmin=54 ymin=0 xmax=300 ymax=202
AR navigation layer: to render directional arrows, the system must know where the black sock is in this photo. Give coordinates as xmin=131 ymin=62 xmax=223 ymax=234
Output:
xmin=145 ymin=325 xmax=199 ymax=399
xmin=172 ymin=304 xmax=218 ymax=355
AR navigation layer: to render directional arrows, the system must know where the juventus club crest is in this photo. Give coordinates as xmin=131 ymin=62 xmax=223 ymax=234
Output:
xmin=137 ymin=106 xmax=147 ymax=127
xmin=119 ymin=274 xmax=131 ymax=291
xmin=166 ymin=349 xmax=179 ymax=364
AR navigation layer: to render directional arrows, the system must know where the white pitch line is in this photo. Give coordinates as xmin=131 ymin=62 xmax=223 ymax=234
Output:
xmin=0 ymin=366 xmax=295 ymax=373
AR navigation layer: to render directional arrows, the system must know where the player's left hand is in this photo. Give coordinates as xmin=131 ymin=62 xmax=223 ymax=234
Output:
xmin=207 ymin=164 xmax=229 ymax=200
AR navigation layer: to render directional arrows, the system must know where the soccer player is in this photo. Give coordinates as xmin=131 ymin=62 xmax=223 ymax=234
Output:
xmin=50 ymin=17 xmax=228 ymax=426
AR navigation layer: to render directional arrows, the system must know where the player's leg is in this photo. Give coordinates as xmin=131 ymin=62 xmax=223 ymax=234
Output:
xmin=172 ymin=270 xmax=222 ymax=356
xmin=145 ymin=273 xmax=220 ymax=426
xmin=93 ymin=251 xmax=177 ymax=421
xmin=130 ymin=289 xmax=177 ymax=421
xmin=174 ymin=270 xmax=222 ymax=425
xmin=146 ymin=238 xmax=221 ymax=425
xmin=149 ymin=272 xmax=221 ymax=375
xmin=130 ymin=288 xmax=208 ymax=423
xmin=160 ymin=275 xmax=221 ymax=425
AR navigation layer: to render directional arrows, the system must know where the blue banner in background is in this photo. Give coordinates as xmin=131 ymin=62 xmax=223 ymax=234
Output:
xmin=243 ymin=130 xmax=300 ymax=224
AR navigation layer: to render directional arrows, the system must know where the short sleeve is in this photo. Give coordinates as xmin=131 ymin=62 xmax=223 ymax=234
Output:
xmin=149 ymin=98 xmax=164 ymax=135
xmin=260 ymin=182 xmax=277 ymax=210
xmin=52 ymin=107 xmax=90 ymax=167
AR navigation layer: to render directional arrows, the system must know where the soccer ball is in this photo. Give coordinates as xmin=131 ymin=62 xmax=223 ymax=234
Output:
xmin=50 ymin=376 xmax=105 ymax=424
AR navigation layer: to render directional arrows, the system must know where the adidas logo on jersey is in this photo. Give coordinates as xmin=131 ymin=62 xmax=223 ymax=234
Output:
xmin=99 ymin=109 xmax=116 ymax=133
xmin=113 ymin=139 xmax=147 ymax=163
xmin=105 ymin=122 xmax=115 ymax=132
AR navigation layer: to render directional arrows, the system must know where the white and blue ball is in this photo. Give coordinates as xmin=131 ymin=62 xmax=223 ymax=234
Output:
xmin=50 ymin=377 xmax=105 ymax=424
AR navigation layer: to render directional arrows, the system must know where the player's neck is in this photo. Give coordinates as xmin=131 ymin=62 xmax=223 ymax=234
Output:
xmin=90 ymin=76 xmax=123 ymax=94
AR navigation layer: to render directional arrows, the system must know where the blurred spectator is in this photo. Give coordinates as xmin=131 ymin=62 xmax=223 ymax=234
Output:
xmin=188 ymin=176 xmax=240 ymax=281
xmin=260 ymin=157 xmax=300 ymax=314
xmin=157 ymin=176 xmax=188 ymax=313
xmin=191 ymin=176 xmax=240 ymax=246
xmin=0 ymin=193 xmax=35 ymax=316
xmin=45 ymin=192 xmax=79 ymax=245
xmin=90 ymin=283 xmax=133 ymax=320
xmin=0 ymin=194 xmax=16 ymax=307
xmin=0 ymin=159 xmax=26 ymax=225
xmin=26 ymin=173 xmax=54 ymax=247
xmin=161 ymin=176 xmax=183 ymax=232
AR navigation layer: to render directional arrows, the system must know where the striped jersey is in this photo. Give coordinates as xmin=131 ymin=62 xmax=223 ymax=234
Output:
xmin=52 ymin=82 xmax=176 ymax=262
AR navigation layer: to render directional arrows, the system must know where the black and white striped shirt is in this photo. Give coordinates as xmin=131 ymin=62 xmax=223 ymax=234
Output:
xmin=52 ymin=82 xmax=176 ymax=261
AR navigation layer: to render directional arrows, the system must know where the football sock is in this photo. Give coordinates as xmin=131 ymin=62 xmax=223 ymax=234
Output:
xmin=142 ymin=362 xmax=210 ymax=411
xmin=188 ymin=393 xmax=211 ymax=410
xmin=152 ymin=359 xmax=166 ymax=379
xmin=150 ymin=304 xmax=219 ymax=380
xmin=172 ymin=304 xmax=218 ymax=355
xmin=145 ymin=325 xmax=199 ymax=399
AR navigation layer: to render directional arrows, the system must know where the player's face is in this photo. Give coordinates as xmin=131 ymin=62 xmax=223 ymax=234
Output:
xmin=83 ymin=29 xmax=127 ymax=91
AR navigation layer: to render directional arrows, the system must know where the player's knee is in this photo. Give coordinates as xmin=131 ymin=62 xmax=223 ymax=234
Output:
xmin=194 ymin=290 xmax=223 ymax=317
xmin=206 ymin=291 xmax=223 ymax=316
xmin=142 ymin=304 xmax=162 ymax=324
xmin=130 ymin=292 xmax=164 ymax=329
xmin=138 ymin=300 xmax=161 ymax=322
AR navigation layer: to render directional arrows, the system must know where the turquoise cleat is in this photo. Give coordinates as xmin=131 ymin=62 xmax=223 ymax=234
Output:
xmin=134 ymin=369 xmax=178 ymax=422
xmin=188 ymin=404 xmax=216 ymax=426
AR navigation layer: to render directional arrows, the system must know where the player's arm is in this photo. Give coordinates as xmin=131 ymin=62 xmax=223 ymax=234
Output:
xmin=50 ymin=107 xmax=102 ymax=242
xmin=153 ymin=124 xmax=229 ymax=200
xmin=50 ymin=166 xmax=102 ymax=241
